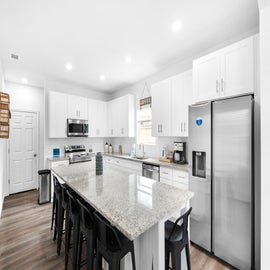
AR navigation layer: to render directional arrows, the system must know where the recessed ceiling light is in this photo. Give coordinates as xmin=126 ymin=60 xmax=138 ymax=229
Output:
xmin=171 ymin=20 xmax=182 ymax=32
xmin=65 ymin=63 xmax=73 ymax=71
xmin=21 ymin=78 xmax=28 ymax=84
xmin=11 ymin=54 xmax=19 ymax=60
xmin=99 ymin=75 xmax=106 ymax=81
xmin=125 ymin=56 xmax=132 ymax=64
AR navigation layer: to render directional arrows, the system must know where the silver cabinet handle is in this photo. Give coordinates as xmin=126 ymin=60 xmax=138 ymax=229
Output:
xmin=177 ymin=175 xmax=185 ymax=179
xmin=216 ymin=80 xmax=219 ymax=93
xmin=221 ymin=79 xmax=224 ymax=92
xmin=160 ymin=124 xmax=162 ymax=133
xmin=162 ymin=172 xmax=169 ymax=175
xmin=184 ymin=122 xmax=186 ymax=132
xmin=181 ymin=122 xmax=183 ymax=132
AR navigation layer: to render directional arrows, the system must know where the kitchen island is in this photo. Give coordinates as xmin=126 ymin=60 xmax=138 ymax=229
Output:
xmin=51 ymin=162 xmax=193 ymax=270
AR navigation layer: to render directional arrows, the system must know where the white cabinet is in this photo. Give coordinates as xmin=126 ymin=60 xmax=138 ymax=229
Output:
xmin=171 ymin=70 xmax=192 ymax=137
xmin=151 ymin=79 xmax=172 ymax=137
xmin=88 ymin=99 xmax=108 ymax=137
xmin=107 ymin=94 xmax=135 ymax=137
xmin=104 ymin=156 xmax=141 ymax=174
xmin=67 ymin=94 xmax=88 ymax=120
xmin=160 ymin=166 xmax=188 ymax=190
xmin=152 ymin=71 xmax=192 ymax=137
xmin=48 ymin=91 xmax=68 ymax=138
xmin=193 ymin=36 xmax=255 ymax=103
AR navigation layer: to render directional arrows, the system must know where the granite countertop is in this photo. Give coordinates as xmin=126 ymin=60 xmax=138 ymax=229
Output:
xmin=47 ymin=156 xmax=70 ymax=162
xmin=103 ymin=153 xmax=189 ymax=171
xmin=51 ymin=162 xmax=193 ymax=240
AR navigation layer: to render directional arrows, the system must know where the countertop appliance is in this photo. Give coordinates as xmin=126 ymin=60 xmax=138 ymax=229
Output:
xmin=64 ymin=145 xmax=92 ymax=164
xmin=135 ymin=143 xmax=144 ymax=158
xmin=161 ymin=147 xmax=167 ymax=158
xmin=67 ymin=119 xmax=88 ymax=137
xmin=173 ymin=142 xmax=187 ymax=164
xmin=142 ymin=163 xmax=160 ymax=181
xmin=189 ymin=95 xmax=253 ymax=269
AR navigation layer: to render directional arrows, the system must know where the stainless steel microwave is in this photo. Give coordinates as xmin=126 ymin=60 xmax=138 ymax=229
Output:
xmin=67 ymin=119 xmax=88 ymax=137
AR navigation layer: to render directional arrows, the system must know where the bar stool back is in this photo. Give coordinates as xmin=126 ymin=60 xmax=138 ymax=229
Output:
xmin=165 ymin=207 xmax=192 ymax=270
xmin=94 ymin=211 xmax=136 ymax=270
xmin=65 ymin=189 xmax=80 ymax=270
xmin=76 ymin=199 xmax=96 ymax=270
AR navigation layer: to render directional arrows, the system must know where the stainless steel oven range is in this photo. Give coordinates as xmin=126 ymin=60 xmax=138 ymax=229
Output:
xmin=64 ymin=145 xmax=92 ymax=164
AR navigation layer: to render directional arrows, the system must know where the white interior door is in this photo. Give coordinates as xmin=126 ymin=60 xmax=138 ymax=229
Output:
xmin=9 ymin=111 xmax=38 ymax=194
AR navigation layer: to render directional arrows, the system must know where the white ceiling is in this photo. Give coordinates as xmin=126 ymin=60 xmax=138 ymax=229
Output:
xmin=0 ymin=0 xmax=259 ymax=92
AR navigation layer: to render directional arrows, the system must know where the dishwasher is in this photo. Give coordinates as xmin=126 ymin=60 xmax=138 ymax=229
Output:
xmin=142 ymin=163 xmax=160 ymax=181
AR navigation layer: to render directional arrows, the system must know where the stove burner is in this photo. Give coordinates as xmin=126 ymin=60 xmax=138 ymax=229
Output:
xmin=64 ymin=144 xmax=92 ymax=164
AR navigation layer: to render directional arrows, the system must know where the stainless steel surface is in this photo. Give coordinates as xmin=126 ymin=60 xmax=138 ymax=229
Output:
xmin=142 ymin=163 xmax=160 ymax=181
xmin=216 ymin=80 xmax=219 ymax=93
xmin=212 ymin=96 xmax=253 ymax=269
xmin=64 ymin=144 xmax=92 ymax=164
xmin=67 ymin=118 xmax=88 ymax=137
xmin=189 ymin=96 xmax=253 ymax=269
xmin=189 ymin=102 xmax=211 ymax=251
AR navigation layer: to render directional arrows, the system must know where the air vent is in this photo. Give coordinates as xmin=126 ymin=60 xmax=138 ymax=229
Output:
xmin=11 ymin=54 xmax=19 ymax=60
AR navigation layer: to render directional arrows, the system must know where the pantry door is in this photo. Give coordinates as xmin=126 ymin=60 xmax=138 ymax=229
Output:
xmin=9 ymin=111 xmax=38 ymax=194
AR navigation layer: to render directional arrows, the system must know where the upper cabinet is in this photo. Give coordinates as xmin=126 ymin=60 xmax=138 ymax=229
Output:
xmin=67 ymin=94 xmax=88 ymax=120
xmin=48 ymin=91 xmax=68 ymax=138
xmin=88 ymin=99 xmax=108 ymax=137
xmin=107 ymin=94 xmax=135 ymax=137
xmin=171 ymin=70 xmax=192 ymax=137
xmin=151 ymin=70 xmax=192 ymax=137
xmin=193 ymin=36 xmax=255 ymax=103
xmin=152 ymin=79 xmax=172 ymax=137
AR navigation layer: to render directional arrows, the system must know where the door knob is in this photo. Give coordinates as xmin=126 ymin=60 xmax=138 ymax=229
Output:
xmin=34 ymin=154 xmax=37 ymax=157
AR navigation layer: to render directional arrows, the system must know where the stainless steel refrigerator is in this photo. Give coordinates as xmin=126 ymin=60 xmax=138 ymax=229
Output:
xmin=188 ymin=95 xmax=253 ymax=270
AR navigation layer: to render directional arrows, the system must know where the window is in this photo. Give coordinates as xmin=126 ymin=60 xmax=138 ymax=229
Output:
xmin=137 ymin=107 xmax=156 ymax=145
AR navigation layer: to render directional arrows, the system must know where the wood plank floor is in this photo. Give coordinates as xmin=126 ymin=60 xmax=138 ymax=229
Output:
xmin=0 ymin=190 xmax=232 ymax=270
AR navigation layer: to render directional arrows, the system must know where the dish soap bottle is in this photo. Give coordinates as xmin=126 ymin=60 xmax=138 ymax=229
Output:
xmin=109 ymin=144 xmax=113 ymax=153
xmin=104 ymin=142 xmax=109 ymax=153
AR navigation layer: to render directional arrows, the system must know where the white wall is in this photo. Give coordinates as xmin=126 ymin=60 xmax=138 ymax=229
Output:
xmin=44 ymin=80 xmax=111 ymax=166
xmin=258 ymin=1 xmax=270 ymax=269
xmin=0 ymin=59 xmax=6 ymax=217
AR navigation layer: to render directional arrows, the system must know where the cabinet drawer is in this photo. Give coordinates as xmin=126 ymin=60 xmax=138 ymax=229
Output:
xmin=160 ymin=167 xmax=173 ymax=180
xmin=171 ymin=181 xmax=188 ymax=190
xmin=160 ymin=178 xmax=172 ymax=186
xmin=173 ymin=169 xmax=188 ymax=184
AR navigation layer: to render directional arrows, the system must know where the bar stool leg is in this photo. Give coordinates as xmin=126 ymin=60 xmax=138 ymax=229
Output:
xmin=185 ymin=244 xmax=191 ymax=270
xmin=131 ymin=245 xmax=136 ymax=270
xmin=51 ymin=194 xmax=56 ymax=230
xmin=86 ymin=232 xmax=95 ymax=270
xmin=172 ymin=250 xmax=181 ymax=270
xmin=72 ymin=218 xmax=80 ymax=270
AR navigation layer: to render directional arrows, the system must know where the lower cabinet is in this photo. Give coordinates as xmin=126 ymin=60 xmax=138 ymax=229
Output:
xmin=47 ymin=158 xmax=69 ymax=201
xmin=104 ymin=156 xmax=142 ymax=175
xmin=160 ymin=166 xmax=188 ymax=190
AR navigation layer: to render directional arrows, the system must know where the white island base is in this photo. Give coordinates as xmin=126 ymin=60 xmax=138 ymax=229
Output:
xmin=103 ymin=207 xmax=189 ymax=270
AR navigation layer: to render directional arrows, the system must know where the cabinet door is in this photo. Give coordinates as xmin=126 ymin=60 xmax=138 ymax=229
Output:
xmin=193 ymin=52 xmax=221 ymax=103
xmin=221 ymin=36 xmax=254 ymax=98
xmin=68 ymin=95 xmax=88 ymax=119
xmin=48 ymin=91 xmax=68 ymax=138
xmin=88 ymin=99 xmax=108 ymax=137
xmin=171 ymin=70 xmax=192 ymax=137
xmin=151 ymin=79 xmax=171 ymax=136
xmin=107 ymin=99 xmax=117 ymax=137
xmin=118 ymin=96 xmax=128 ymax=137
xmin=97 ymin=100 xmax=108 ymax=137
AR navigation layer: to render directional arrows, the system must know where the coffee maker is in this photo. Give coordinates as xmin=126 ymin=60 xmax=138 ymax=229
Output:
xmin=173 ymin=142 xmax=187 ymax=164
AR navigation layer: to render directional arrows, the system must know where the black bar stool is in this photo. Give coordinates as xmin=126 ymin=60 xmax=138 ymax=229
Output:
xmin=65 ymin=189 xmax=80 ymax=270
xmin=165 ymin=207 xmax=192 ymax=270
xmin=76 ymin=199 xmax=96 ymax=270
xmin=52 ymin=176 xmax=62 ymax=241
xmin=94 ymin=211 xmax=136 ymax=270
